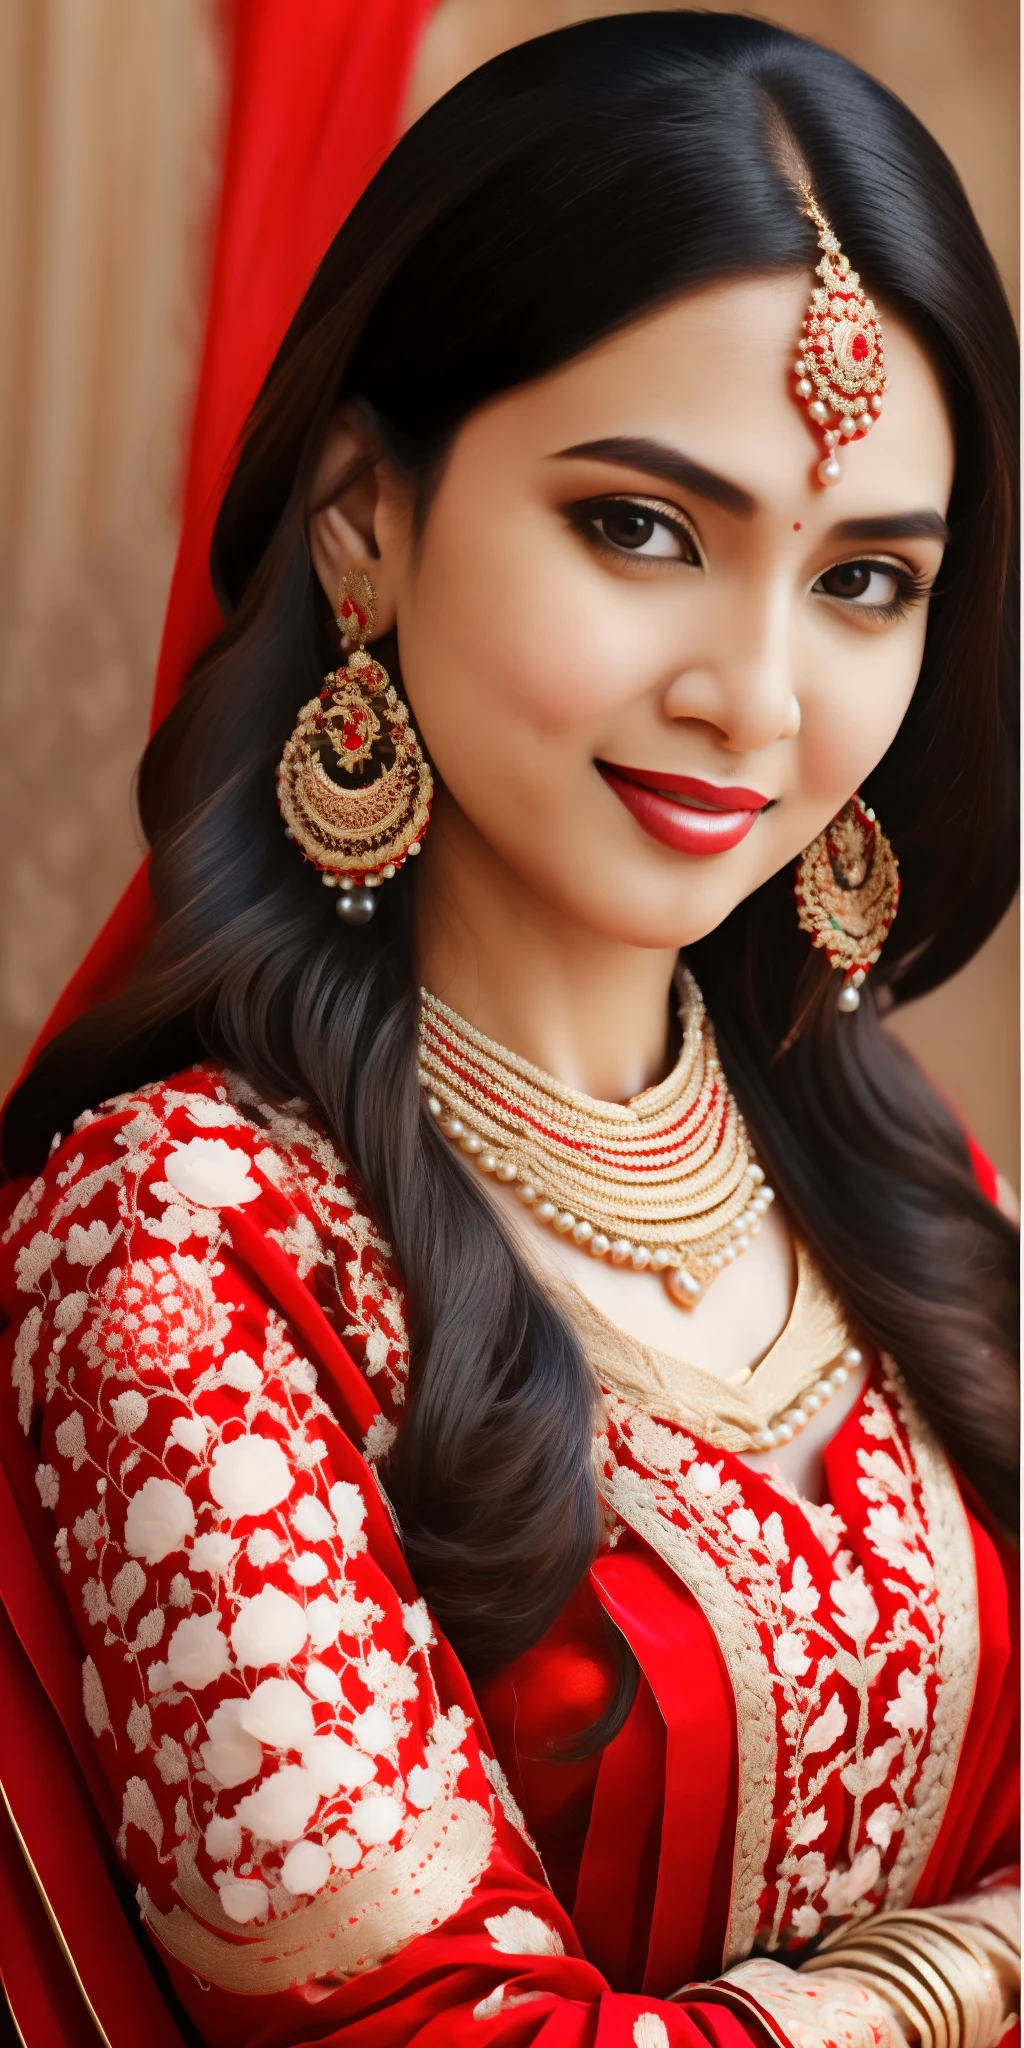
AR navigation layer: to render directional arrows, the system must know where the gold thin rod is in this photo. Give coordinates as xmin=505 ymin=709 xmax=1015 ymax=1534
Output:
xmin=0 ymin=1774 xmax=113 ymax=2048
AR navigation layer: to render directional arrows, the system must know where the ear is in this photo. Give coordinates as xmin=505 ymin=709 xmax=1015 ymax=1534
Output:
xmin=307 ymin=401 xmax=411 ymax=634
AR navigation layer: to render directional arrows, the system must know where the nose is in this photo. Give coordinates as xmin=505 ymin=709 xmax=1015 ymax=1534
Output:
xmin=660 ymin=581 xmax=800 ymax=751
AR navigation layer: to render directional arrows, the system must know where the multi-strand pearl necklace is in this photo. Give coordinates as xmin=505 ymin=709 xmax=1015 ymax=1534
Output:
xmin=418 ymin=970 xmax=774 ymax=1311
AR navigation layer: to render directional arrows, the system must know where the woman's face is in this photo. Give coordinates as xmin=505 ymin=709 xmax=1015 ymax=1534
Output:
xmin=347 ymin=273 xmax=956 ymax=951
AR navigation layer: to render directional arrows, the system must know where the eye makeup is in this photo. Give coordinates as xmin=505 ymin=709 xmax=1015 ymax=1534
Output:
xmin=565 ymin=493 xmax=702 ymax=566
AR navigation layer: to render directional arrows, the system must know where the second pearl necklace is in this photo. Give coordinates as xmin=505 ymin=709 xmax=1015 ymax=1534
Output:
xmin=419 ymin=969 xmax=774 ymax=1309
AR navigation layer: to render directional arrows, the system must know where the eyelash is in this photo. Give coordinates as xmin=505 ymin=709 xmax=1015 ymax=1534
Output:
xmin=568 ymin=493 xmax=934 ymax=622
xmin=820 ymin=562 xmax=934 ymax=624
xmin=567 ymin=494 xmax=701 ymax=567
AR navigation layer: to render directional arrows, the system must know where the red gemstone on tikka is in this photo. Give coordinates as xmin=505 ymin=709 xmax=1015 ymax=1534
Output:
xmin=851 ymin=332 xmax=869 ymax=362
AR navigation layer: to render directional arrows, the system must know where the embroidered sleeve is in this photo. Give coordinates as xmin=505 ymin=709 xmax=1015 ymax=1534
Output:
xmin=3 ymin=1071 xmax=774 ymax=2048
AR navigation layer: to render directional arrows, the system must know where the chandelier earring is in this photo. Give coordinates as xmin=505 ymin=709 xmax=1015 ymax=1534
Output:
xmin=277 ymin=568 xmax=433 ymax=924
xmin=795 ymin=794 xmax=900 ymax=1011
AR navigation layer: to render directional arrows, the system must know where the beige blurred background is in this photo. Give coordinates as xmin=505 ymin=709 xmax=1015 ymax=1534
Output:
xmin=0 ymin=0 xmax=1018 ymax=1182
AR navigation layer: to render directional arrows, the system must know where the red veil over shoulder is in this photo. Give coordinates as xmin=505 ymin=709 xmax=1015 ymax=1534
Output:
xmin=0 ymin=7 xmax=434 ymax=2041
xmin=21 ymin=0 xmax=437 ymax=1074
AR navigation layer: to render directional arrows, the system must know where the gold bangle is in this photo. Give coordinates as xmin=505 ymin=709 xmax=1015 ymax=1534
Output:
xmin=811 ymin=1943 xmax=951 ymax=2048
xmin=810 ymin=1958 xmax=936 ymax=2048
xmin=807 ymin=1916 xmax=1005 ymax=2048
xmin=866 ymin=1921 xmax=1003 ymax=2048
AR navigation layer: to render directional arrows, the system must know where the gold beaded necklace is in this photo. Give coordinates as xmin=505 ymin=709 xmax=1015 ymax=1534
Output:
xmin=419 ymin=969 xmax=774 ymax=1310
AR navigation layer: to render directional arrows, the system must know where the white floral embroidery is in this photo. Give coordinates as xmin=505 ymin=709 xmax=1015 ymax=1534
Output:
xmin=219 ymin=1877 xmax=269 ymax=1924
xmin=603 ymin=1368 xmax=962 ymax=1957
xmin=634 ymin=2018 xmax=671 ymax=2048
xmin=280 ymin=1839 xmax=332 ymax=1896
xmin=124 ymin=1477 xmax=195 ymax=1563
xmin=3 ymin=1068 xmax=503 ymax=1974
xmin=34 ymin=1461 xmax=59 ymax=1509
xmin=208 ymin=1434 xmax=293 ymax=1516
xmin=164 ymin=1139 xmax=261 ymax=1208
xmin=82 ymin=1655 xmax=111 ymax=1737
xmin=484 ymin=1906 xmax=565 ymax=1957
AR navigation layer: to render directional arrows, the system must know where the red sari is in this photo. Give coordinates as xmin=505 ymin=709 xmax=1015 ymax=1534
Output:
xmin=0 ymin=1065 xmax=1016 ymax=2045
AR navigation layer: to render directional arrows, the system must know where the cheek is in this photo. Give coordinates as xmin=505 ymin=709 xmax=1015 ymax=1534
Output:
xmin=796 ymin=620 xmax=928 ymax=799
xmin=400 ymin=497 xmax=646 ymax=750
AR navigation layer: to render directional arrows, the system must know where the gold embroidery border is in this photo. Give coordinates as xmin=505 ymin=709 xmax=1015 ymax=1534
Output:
xmin=143 ymin=1795 xmax=494 ymax=1996
xmin=600 ymin=1461 xmax=778 ymax=1967
xmin=880 ymin=1360 xmax=980 ymax=1907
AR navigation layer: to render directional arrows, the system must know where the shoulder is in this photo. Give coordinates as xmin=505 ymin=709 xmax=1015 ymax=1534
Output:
xmin=0 ymin=1063 xmax=410 ymax=1422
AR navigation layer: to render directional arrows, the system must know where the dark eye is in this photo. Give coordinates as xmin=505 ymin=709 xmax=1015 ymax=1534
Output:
xmin=815 ymin=559 xmax=902 ymax=607
xmin=601 ymin=507 xmax=659 ymax=550
xmin=577 ymin=496 xmax=698 ymax=562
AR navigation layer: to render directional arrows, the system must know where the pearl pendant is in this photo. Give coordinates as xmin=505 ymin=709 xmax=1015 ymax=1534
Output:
xmin=666 ymin=1267 xmax=702 ymax=1309
xmin=336 ymin=886 xmax=377 ymax=924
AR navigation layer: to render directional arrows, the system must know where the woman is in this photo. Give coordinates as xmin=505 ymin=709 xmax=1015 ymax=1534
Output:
xmin=0 ymin=13 xmax=1018 ymax=2045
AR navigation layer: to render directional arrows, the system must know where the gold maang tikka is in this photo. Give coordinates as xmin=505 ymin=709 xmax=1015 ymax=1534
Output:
xmin=793 ymin=191 xmax=886 ymax=485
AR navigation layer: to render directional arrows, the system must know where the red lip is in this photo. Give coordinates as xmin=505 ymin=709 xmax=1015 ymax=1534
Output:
xmin=597 ymin=763 xmax=769 ymax=857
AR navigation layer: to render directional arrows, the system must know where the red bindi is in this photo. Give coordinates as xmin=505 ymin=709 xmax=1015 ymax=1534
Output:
xmin=793 ymin=521 xmax=802 ymax=531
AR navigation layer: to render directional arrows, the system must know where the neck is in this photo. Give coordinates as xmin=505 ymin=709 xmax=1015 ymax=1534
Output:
xmin=414 ymin=793 xmax=680 ymax=1103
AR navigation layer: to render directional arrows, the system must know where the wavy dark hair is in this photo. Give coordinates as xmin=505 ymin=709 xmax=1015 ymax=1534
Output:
xmin=4 ymin=16 xmax=1018 ymax=1702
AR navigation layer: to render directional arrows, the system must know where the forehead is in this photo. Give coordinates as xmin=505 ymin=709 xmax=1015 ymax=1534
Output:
xmin=480 ymin=273 xmax=956 ymax=521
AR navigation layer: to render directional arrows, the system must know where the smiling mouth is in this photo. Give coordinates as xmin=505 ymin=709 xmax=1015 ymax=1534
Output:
xmin=596 ymin=762 xmax=771 ymax=856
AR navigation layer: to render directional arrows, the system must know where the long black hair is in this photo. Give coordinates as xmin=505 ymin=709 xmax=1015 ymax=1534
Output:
xmin=4 ymin=15 xmax=1017 ymax=1691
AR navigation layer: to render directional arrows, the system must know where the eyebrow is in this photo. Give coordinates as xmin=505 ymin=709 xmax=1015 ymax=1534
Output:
xmin=554 ymin=436 xmax=949 ymax=547
xmin=824 ymin=511 xmax=950 ymax=547
xmin=554 ymin=437 xmax=757 ymax=517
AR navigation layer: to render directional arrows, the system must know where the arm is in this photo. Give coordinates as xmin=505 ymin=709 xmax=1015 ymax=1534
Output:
xmin=4 ymin=1080 xmax=778 ymax=2048
xmin=712 ymin=1886 xmax=1019 ymax=2048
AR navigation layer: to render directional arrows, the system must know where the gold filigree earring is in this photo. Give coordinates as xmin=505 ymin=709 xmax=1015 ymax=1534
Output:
xmin=277 ymin=569 xmax=433 ymax=924
xmin=795 ymin=795 xmax=900 ymax=1010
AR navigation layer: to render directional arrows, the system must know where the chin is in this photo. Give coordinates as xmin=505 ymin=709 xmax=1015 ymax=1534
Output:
xmin=565 ymin=881 xmax=738 ymax=952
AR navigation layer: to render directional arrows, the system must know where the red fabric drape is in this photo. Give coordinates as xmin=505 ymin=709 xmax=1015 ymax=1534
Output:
xmin=0 ymin=6 xmax=436 ymax=2037
xmin=19 ymin=0 xmax=437 ymax=1073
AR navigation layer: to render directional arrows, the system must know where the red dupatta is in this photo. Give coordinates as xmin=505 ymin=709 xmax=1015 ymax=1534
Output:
xmin=0 ymin=8 xmax=435 ymax=2040
xmin=20 ymin=0 xmax=438 ymax=1073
